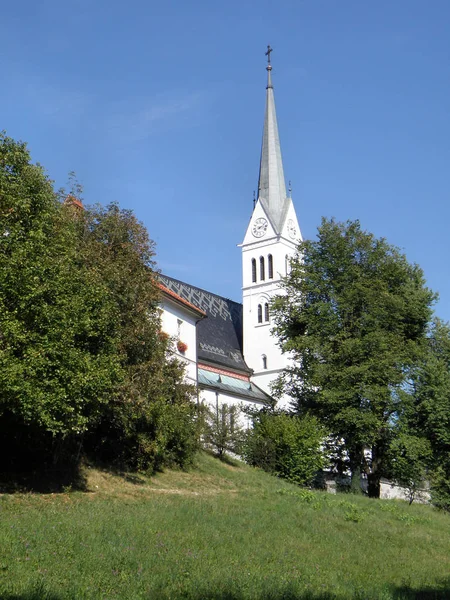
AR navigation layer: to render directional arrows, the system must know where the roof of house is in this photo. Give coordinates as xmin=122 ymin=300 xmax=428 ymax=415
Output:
xmin=63 ymin=195 xmax=84 ymax=210
xmin=159 ymin=275 xmax=251 ymax=375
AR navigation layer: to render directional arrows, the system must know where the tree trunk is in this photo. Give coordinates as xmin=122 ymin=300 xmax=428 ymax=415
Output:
xmin=348 ymin=448 xmax=364 ymax=494
xmin=367 ymin=472 xmax=381 ymax=498
xmin=368 ymin=444 xmax=382 ymax=498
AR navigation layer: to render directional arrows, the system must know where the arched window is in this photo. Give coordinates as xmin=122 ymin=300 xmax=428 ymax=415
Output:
xmin=264 ymin=303 xmax=269 ymax=322
xmin=262 ymin=354 xmax=267 ymax=370
xmin=257 ymin=304 xmax=263 ymax=324
xmin=251 ymin=258 xmax=257 ymax=283
xmin=260 ymin=256 xmax=265 ymax=281
xmin=285 ymin=254 xmax=290 ymax=275
xmin=268 ymin=254 xmax=273 ymax=279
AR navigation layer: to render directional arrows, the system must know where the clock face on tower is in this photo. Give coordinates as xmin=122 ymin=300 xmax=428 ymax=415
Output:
xmin=287 ymin=219 xmax=297 ymax=239
xmin=252 ymin=217 xmax=268 ymax=238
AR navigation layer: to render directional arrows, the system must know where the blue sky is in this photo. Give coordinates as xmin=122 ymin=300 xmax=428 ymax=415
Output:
xmin=2 ymin=0 xmax=449 ymax=321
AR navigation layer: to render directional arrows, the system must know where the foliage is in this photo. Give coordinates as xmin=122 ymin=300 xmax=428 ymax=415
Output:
xmin=0 ymin=133 xmax=122 ymax=473
xmin=272 ymin=218 xmax=436 ymax=497
xmin=202 ymin=403 xmax=244 ymax=458
xmin=402 ymin=319 xmax=450 ymax=509
xmin=91 ymin=355 xmax=200 ymax=472
xmin=0 ymin=133 xmax=200 ymax=478
xmin=242 ymin=411 xmax=325 ymax=486
xmin=386 ymin=433 xmax=432 ymax=504
xmin=75 ymin=202 xmax=200 ymax=472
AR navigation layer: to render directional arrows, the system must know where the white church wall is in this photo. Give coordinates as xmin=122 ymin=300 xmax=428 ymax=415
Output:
xmin=160 ymin=299 xmax=198 ymax=385
xmin=199 ymin=388 xmax=255 ymax=429
xmin=241 ymin=237 xmax=297 ymax=405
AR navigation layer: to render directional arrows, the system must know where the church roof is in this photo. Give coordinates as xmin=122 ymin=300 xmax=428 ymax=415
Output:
xmin=159 ymin=275 xmax=251 ymax=375
xmin=198 ymin=368 xmax=269 ymax=403
xmin=158 ymin=282 xmax=207 ymax=319
xmin=257 ymin=54 xmax=290 ymax=234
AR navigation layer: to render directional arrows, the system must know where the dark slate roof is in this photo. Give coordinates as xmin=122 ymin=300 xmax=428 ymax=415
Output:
xmin=159 ymin=275 xmax=251 ymax=374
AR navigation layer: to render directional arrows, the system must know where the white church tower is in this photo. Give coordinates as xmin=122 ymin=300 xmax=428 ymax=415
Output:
xmin=241 ymin=46 xmax=302 ymax=404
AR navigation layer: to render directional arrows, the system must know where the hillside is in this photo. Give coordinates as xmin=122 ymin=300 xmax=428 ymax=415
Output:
xmin=1 ymin=452 xmax=449 ymax=600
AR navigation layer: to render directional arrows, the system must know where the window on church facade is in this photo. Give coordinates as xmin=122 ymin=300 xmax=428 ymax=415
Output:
xmin=285 ymin=254 xmax=290 ymax=275
xmin=257 ymin=304 xmax=263 ymax=323
xmin=262 ymin=354 xmax=267 ymax=370
xmin=260 ymin=257 xmax=265 ymax=280
xmin=264 ymin=303 xmax=269 ymax=322
xmin=251 ymin=258 xmax=257 ymax=283
xmin=268 ymin=254 xmax=273 ymax=279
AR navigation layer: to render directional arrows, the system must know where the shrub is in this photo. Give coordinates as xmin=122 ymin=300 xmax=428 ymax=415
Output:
xmin=430 ymin=459 xmax=450 ymax=512
xmin=242 ymin=412 xmax=325 ymax=486
xmin=87 ymin=358 xmax=200 ymax=473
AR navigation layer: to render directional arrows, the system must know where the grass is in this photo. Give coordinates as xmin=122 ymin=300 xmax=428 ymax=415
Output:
xmin=1 ymin=452 xmax=449 ymax=600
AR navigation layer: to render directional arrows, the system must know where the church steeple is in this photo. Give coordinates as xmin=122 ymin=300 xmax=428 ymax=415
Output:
xmin=241 ymin=47 xmax=301 ymax=406
xmin=257 ymin=45 xmax=289 ymax=234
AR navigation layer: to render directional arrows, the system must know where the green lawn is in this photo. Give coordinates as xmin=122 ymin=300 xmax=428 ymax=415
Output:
xmin=1 ymin=453 xmax=449 ymax=599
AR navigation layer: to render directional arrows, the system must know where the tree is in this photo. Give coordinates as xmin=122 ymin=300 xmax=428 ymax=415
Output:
xmin=0 ymin=134 xmax=200 ymax=480
xmin=386 ymin=432 xmax=432 ymax=504
xmin=0 ymin=133 xmax=122 ymax=474
xmin=272 ymin=218 xmax=436 ymax=497
xmin=203 ymin=403 xmax=244 ymax=459
xmin=403 ymin=319 xmax=450 ymax=509
xmin=78 ymin=203 xmax=200 ymax=472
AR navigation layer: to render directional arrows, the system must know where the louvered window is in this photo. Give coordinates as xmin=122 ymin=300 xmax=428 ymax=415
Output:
xmin=251 ymin=258 xmax=257 ymax=282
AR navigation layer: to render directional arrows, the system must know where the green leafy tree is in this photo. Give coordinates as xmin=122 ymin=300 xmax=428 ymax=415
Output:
xmin=79 ymin=203 xmax=199 ymax=472
xmin=242 ymin=412 xmax=325 ymax=486
xmin=0 ymin=133 xmax=122 ymax=473
xmin=0 ymin=134 xmax=200 ymax=479
xmin=386 ymin=433 xmax=432 ymax=504
xmin=272 ymin=218 xmax=436 ymax=497
xmin=404 ymin=319 xmax=450 ymax=509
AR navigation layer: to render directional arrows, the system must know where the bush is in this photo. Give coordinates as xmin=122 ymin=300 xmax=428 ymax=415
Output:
xmin=431 ymin=459 xmax=450 ymax=511
xmin=87 ymin=358 xmax=201 ymax=473
xmin=242 ymin=412 xmax=325 ymax=486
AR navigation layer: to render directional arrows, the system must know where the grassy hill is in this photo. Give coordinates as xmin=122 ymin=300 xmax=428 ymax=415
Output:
xmin=1 ymin=452 xmax=449 ymax=600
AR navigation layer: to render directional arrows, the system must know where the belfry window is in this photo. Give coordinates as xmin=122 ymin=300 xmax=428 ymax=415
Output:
xmin=251 ymin=258 xmax=257 ymax=283
xmin=268 ymin=254 xmax=273 ymax=279
xmin=260 ymin=257 xmax=265 ymax=281
xmin=262 ymin=354 xmax=268 ymax=370
xmin=264 ymin=303 xmax=269 ymax=322
xmin=257 ymin=304 xmax=263 ymax=324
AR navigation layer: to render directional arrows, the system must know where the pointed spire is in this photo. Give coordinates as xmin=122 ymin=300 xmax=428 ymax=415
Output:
xmin=265 ymin=44 xmax=273 ymax=89
xmin=257 ymin=46 xmax=288 ymax=234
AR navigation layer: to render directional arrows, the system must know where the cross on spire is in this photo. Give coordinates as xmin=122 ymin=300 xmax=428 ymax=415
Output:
xmin=265 ymin=44 xmax=273 ymax=65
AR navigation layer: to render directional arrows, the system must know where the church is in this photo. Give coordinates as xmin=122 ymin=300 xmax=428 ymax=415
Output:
xmin=159 ymin=49 xmax=302 ymax=414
